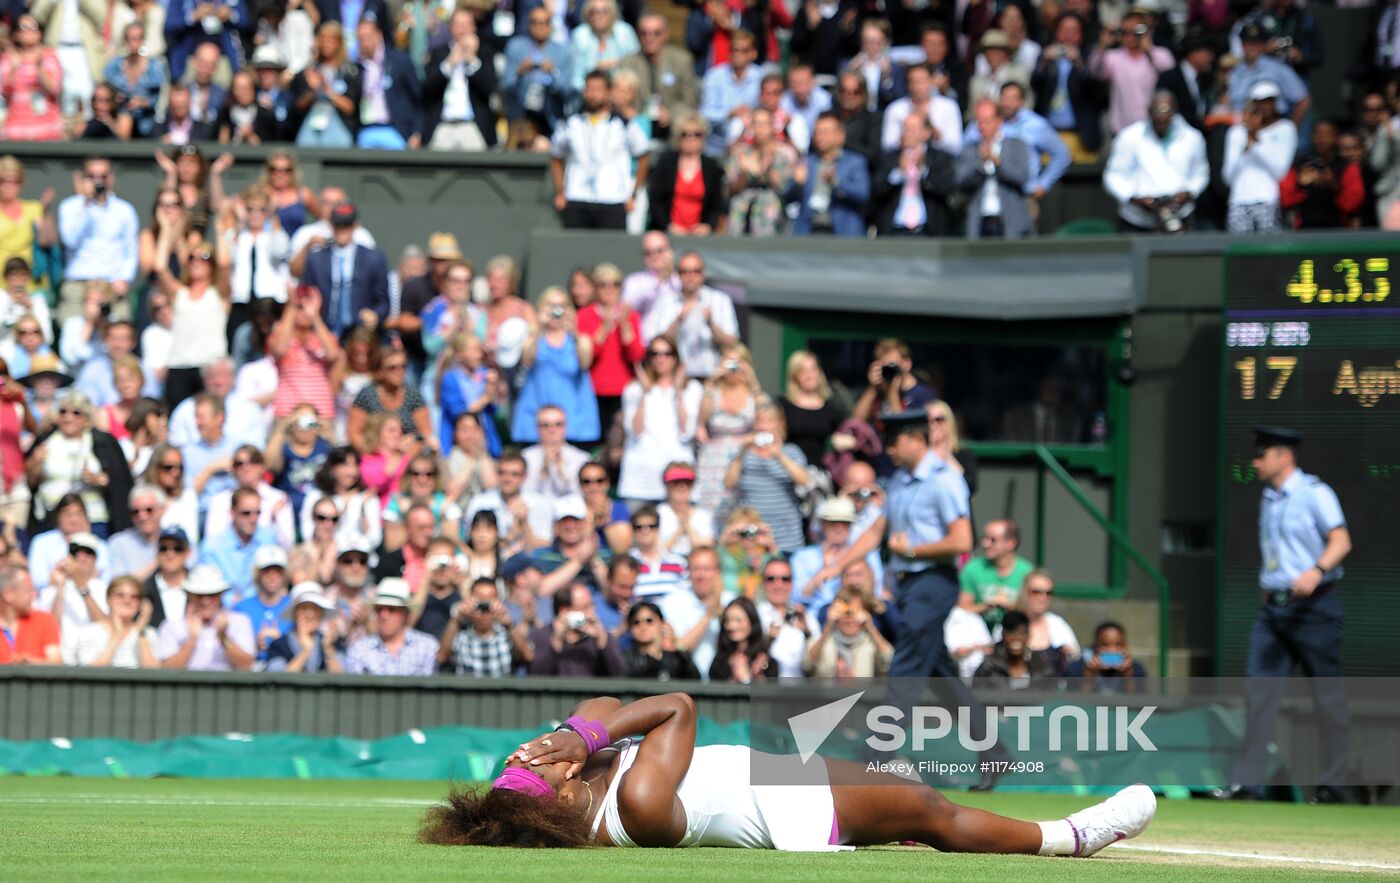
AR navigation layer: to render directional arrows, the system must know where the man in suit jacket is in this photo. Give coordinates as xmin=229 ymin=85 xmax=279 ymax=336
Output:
xmin=1156 ymin=34 xmax=1216 ymax=132
xmin=1030 ymin=14 xmax=1105 ymax=157
xmin=955 ymin=99 xmax=1035 ymax=239
xmin=302 ymin=203 xmax=390 ymax=339
xmin=502 ymin=7 xmax=575 ymax=131
xmin=355 ymin=13 xmax=423 ymax=149
xmin=315 ymin=0 xmax=389 ymax=35
xmin=619 ymin=13 xmax=698 ymax=145
xmin=424 ymin=8 xmax=498 ymax=150
xmin=788 ymin=112 xmax=871 ymax=237
xmin=163 ymin=0 xmax=253 ymax=82
xmin=874 ymin=113 xmax=957 ymax=237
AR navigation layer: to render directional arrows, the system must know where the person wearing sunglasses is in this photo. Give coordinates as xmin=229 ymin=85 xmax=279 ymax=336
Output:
xmin=61 ymin=575 xmax=158 ymax=668
xmin=622 ymin=599 xmax=699 ymax=679
xmin=647 ymin=112 xmax=724 ymax=236
xmin=501 ymin=6 xmax=574 ymax=132
xmin=383 ymin=453 xmax=462 ymax=552
xmin=153 ymin=216 xmax=233 ymax=409
xmin=26 ymin=388 xmax=135 ymax=539
xmin=139 ymin=525 xmax=192 ymax=629
xmin=106 ymin=482 xmax=169 ymax=582
xmin=577 ymin=263 xmax=644 ymax=441
xmin=198 ymin=486 xmax=279 ymax=606
xmin=617 ymin=335 xmax=701 ymax=507
xmin=628 ymin=505 xmax=689 ymax=602
xmin=41 ymin=530 xmax=109 ymax=636
xmin=202 ymin=444 xmax=296 ymax=547
xmin=510 ymin=291 xmax=600 ymax=447
xmin=995 ymin=568 xmax=1079 ymax=670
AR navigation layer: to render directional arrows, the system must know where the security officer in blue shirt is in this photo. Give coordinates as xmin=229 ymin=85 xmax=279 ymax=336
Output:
xmin=882 ymin=410 xmax=1009 ymax=789
xmin=1220 ymin=426 xmax=1351 ymax=802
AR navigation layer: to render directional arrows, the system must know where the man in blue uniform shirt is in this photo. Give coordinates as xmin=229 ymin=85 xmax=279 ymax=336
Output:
xmin=882 ymin=410 xmax=1008 ymax=789
xmin=1219 ymin=426 xmax=1351 ymax=803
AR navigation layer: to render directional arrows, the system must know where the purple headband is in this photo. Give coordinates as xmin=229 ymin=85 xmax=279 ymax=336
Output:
xmin=491 ymin=766 xmax=554 ymax=801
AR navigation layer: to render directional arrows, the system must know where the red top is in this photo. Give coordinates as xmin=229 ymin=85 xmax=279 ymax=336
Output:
xmin=275 ymin=335 xmax=336 ymax=418
xmin=0 ymin=609 xmax=60 ymax=664
xmin=577 ymin=304 xmax=645 ymax=397
xmin=670 ymin=165 xmax=707 ymax=231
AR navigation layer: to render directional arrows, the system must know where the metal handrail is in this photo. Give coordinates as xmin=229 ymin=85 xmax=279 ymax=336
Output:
xmin=1031 ymin=446 xmax=1172 ymax=679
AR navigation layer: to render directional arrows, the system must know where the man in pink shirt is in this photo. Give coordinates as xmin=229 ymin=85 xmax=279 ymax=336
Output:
xmin=1090 ymin=12 xmax=1175 ymax=135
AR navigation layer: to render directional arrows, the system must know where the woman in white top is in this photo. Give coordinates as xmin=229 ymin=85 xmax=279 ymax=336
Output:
xmin=1001 ymin=568 xmax=1080 ymax=669
xmin=618 ymin=332 xmax=702 ymax=504
xmin=153 ymin=215 xmax=231 ymax=407
xmin=61 ymin=575 xmax=159 ymax=668
xmin=421 ymin=693 xmax=1156 ymax=858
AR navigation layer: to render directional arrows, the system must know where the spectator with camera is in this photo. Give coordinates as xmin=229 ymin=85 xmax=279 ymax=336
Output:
xmin=439 ymin=576 xmax=532 ymax=676
xmin=804 ymin=585 xmax=894 ymax=678
xmin=529 ymin=581 xmax=626 ymax=676
xmin=1103 ymin=90 xmax=1209 ymax=233
xmin=1033 ymin=13 xmax=1104 ymax=163
xmin=880 ymin=63 xmax=961 ymax=157
xmin=1065 ymin=620 xmax=1147 ymax=692
xmin=1090 ymin=11 xmax=1175 ymax=136
xmin=503 ymin=6 xmax=574 ymax=133
xmin=1223 ymin=81 xmax=1298 ymax=233
xmin=724 ymin=402 xmax=811 ymax=554
xmin=345 ymin=577 xmax=439 ymax=676
xmin=157 ymin=564 xmax=256 ymax=672
xmin=56 ymin=157 xmax=139 ymax=325
xmin=408 ymin=535 xmax=467 ymax=642
xmin=265 ymin=583 xmax=345 ymax=673
xmin=851 ymin=338 xmax=936 ymax=434
xmin=511 ymin=290 xmax=599 ymax=446
xmin=1280 ymin=119 xmax=1365 ymax=229
xmin=41 ymin=530 xmax=109 ymax=635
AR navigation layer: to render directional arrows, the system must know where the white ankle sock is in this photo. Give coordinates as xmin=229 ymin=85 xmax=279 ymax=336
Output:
xmin=1037 ymin=819 xmax=1076 ymax=856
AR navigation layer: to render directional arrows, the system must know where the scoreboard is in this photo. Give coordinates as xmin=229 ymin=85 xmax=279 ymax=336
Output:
xmin=1218 ymin=247 xmax=1400 ymax=675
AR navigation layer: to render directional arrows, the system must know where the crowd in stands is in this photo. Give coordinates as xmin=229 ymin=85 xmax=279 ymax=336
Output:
xmin=0 ymin=185 xmax=1144 ymax=691
xmin=0 ymin=0 xmax=1390 ymax=235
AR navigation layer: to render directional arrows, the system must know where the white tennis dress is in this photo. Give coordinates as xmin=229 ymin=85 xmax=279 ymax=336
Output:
xmin=591 ymin=740 xmax=852 ymax=852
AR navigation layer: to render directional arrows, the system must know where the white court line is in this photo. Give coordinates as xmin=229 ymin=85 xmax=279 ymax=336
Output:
xmin=1117 ymin=843 xmax=1400 ymax=872
xmin=0 ymin=796 xmax=436 ymax=809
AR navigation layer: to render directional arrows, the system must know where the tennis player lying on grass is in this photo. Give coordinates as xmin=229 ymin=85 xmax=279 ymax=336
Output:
xmin=420 ymin=693 xmax=1155 ymax=854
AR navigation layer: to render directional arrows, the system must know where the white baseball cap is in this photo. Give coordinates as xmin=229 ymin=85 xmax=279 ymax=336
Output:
xmin=254 ymin=545 xmax=289 ymax=571
xmin=1248 ymin=81 xmax=1281 ymax=101
xmin=552 ymin=495 xmax=588 ymax=522
xmin=287 ymin=581 xmax=336 ymax=613
xmin=493 ymin=317 xmax=530 ymax=369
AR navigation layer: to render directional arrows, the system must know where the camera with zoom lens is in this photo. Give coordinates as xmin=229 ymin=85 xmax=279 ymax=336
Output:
xmin=565 ymin=611 xmax=588 ymax=630
xmin=879 ymin=362 xmax=901 ymax=383
xmin=430 ymin=554 xmax=454 ymax=571
xmin=474 ymin=600 xmax=492 ymax=614
xmin=1156 ymin=202 xmax=1185 ymax=234
xmin=549 ymin=305 xmax=566 ymax=319
xmin=738 ymin=524 xmax=760 ymax=539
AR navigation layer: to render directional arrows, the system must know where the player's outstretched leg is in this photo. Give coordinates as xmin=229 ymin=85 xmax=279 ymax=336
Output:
xmin=829 ymin=760 xmax=1155 ymax=858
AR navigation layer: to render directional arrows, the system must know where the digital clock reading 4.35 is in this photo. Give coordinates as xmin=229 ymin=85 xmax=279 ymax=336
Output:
xmin=1218 ymin=247 xmax=1400 ymax=675
xmin=1286 ymin=258 xmax=1390 ymax=304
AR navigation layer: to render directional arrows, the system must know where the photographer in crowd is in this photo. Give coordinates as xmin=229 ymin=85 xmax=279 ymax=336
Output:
xmin=1103 ymin=91 xmax=1209 ymax=233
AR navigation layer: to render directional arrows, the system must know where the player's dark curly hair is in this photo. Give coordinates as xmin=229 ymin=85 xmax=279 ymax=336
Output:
xmin=418 ymin=785 xmax=592 ymax=848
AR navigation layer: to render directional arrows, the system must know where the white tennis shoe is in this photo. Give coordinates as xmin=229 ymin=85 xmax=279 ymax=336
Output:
xmin=1064 ymin=784 xmax=1157 ymax=857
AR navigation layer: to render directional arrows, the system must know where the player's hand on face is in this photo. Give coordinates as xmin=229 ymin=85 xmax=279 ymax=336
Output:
xmin=515 ymin=729 xmax=588 ymax=779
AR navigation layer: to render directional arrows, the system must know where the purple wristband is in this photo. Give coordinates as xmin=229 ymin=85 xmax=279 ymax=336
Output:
xmin=561 ymin=715 xmax=611 ymax=755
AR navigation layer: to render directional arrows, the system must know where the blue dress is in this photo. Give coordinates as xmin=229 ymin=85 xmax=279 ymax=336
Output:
xmin=509 ymin=334 xmax=599 ymax=444
xmin=439 ymin=364 xmax=502 ymax=457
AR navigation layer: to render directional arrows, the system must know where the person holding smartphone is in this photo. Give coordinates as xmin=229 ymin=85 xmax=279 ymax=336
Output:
xmin=1064 ymin=620 xmax=1146 ymax=693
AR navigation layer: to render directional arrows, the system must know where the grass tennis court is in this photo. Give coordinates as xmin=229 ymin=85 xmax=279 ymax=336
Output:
xmin=5 ymin=777 xmax=1399 ymax=881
